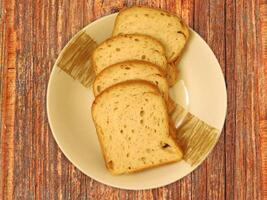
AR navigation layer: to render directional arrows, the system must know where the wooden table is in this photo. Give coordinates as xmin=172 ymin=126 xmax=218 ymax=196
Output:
xmin=0 ymin=0 xmax=266 ymax=199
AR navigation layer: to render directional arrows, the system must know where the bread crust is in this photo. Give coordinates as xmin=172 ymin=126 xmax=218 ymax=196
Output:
xmin=167 ymin=62 xmax=179 ymax=87
xmin=117 ymin=158 xmax=180 ymax=175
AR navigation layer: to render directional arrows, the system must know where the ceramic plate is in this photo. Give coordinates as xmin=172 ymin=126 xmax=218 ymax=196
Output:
xmin=47 ymin=13 xmax=227 ymax=190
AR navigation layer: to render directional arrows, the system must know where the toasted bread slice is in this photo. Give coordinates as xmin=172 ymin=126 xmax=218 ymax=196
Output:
xmin=113 ymin=6 xmax=189 ymax=63
xmin=91 ymin=81 xmax=183 ymax=174
xmin=92 ymin=34 xmax=167 ymax=74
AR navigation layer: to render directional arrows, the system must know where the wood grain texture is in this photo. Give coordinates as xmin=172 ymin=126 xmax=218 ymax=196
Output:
xmin=0 ymin=0 xmax=266 ymax=199
xmin=260 ymin=1 xmax=267 ymax=199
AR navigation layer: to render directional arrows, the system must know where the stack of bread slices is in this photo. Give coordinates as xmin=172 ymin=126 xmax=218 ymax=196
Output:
xmin=91 ymin=6 xmax=189 ymax=175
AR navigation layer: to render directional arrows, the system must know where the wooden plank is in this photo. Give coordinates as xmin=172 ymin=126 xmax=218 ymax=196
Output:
xmin=233 ymin=0 xmax=263 ymax=199
xmin=1 ymin=69 xmax=16 ymax=200
xmin=225 ymin=0 xmax=236 ymax=199
xmin=206 ymin=0 xmax=226 ymax=199
xmin=244 ymin=0 xmax=262 ymax=199
xmin=0 ymin=0 xmax=3 ymax=112
xmin=0 ymin=0 xmax=4 ymax=173
xmin=260 ymin=120 xmax=267 ymax=200
xmin=259 ymin=1 xmax=267 ymax=199
xmin=259 ymin=4 xmax=267 ymax=121
xmin=0 ymin=0 xmax=16 ymax=199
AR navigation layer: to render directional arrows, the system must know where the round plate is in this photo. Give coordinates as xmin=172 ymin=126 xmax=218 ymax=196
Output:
xmin=47 ymin=13 xmax=227 ymax=190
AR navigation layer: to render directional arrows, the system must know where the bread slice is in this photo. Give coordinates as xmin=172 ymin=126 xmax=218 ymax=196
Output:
xmin=113 ymin=6 xmax=189 ymax=63
xmin=92 ymin=34 xmax=167 ymax=74
xmin=91 ymin=81 xmax=183 ymax=174
xmin=93 ymin=60 xmax=168 ymax=97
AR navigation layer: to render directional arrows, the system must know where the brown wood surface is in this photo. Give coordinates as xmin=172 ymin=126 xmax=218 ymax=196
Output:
xmin=0 ymin=0 xmax=266 ymax=199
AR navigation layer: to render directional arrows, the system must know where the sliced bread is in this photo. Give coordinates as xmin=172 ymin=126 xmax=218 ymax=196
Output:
xmin=113 ymin=6 xmax=189 ymax=63
xmin=93 ymin=60 xmax=168 ymax=98
xmin=91 ymin=80 xmax=183 ymax=174
xmin=92 ymin=34 xmax=167 ymax=74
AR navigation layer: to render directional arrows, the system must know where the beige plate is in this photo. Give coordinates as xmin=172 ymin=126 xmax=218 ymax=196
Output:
xmin=47 ymin=13 xmax=227 ymax=190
